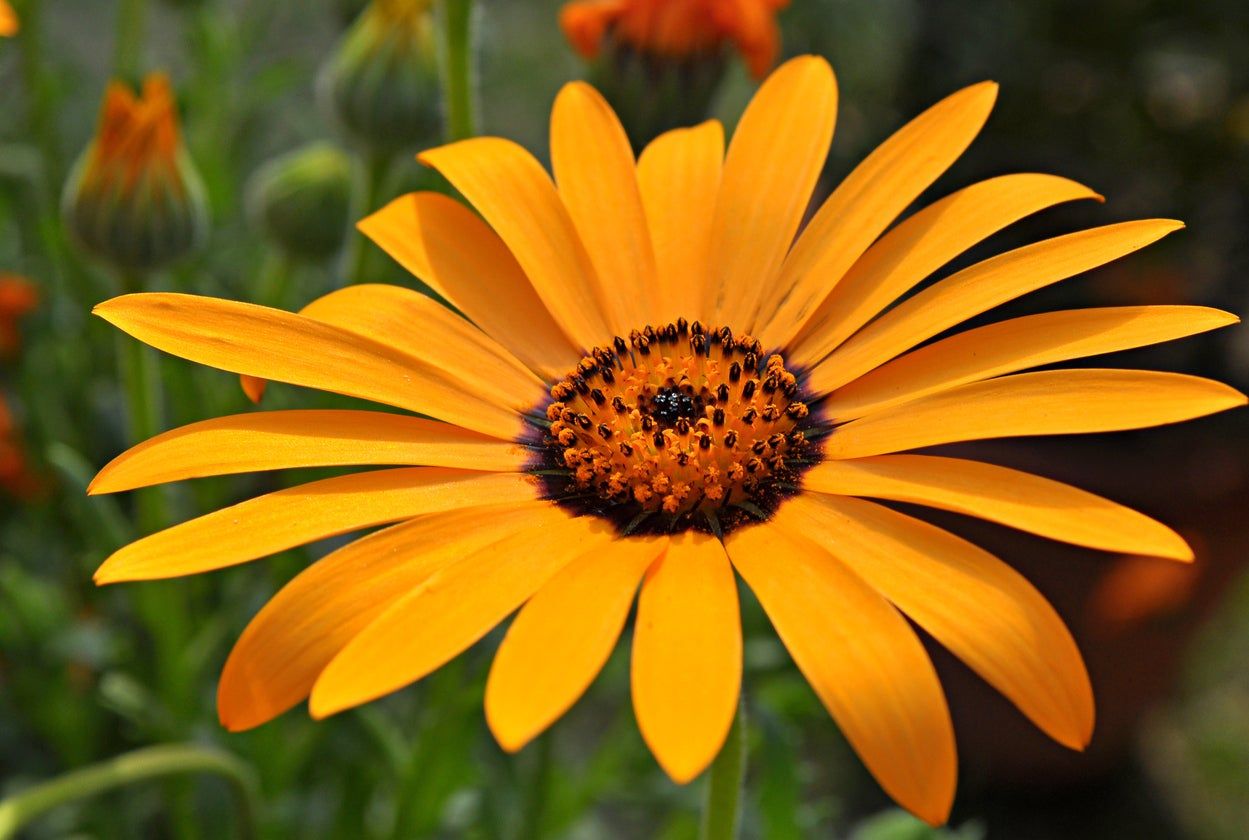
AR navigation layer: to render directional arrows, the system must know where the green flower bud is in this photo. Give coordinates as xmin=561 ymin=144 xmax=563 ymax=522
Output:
xmin=62 ymin=74 xmax=208 ymax=274
xmin=320 ymin=0 xmax=441 ymax=152
xmin=246 ymin=143 xmax=353 ymax=262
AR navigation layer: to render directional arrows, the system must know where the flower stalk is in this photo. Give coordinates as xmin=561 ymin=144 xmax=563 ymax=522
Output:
xmin=438 ymin=0 xmax=477 ymax=141
xmin=700 ymin=702 xmax=746 ymax=840
xmin=0 ymin=744 xmax=261 ymax=840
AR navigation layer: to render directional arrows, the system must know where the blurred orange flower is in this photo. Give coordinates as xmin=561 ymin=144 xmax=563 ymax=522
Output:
xmin=0 ymin=1 xmax=17 ymax=37
xmin=0 ymin=273 xmax=37 ymax=358
xmin=561 ymin=0 xmax=788 ymax=78
xmin=0 ymin=397 xmax=38 ymax=499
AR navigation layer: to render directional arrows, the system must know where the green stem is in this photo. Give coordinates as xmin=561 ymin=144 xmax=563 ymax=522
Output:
xmin=114 ymin=0 xmax=149 ymax=83
xmin=517 ymin=734 xmax=553 ymax=840
xmin=438 ymin=0 xmax=478 ymax=141
xmin=116 ymin=318 xmax=165 ymax=532
xmin=341 ymin=152 xmax=391 ymax=287
xmin=700 ymin=702 xmax=747 ymax=840
xmin=0 ymin=744 xmax=262 ymax=840
xmin=256 ymin=249 xmax=296 ymax=308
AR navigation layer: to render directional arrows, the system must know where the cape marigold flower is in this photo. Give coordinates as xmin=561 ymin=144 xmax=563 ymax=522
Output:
xmin=0 ymin=273 xmax=37 ymax=358
xmin=561 ymin=0 xmax=788 ymax=145
xmin=561 ymin=0 xmax=787 ymax=78
xmin=90 ymin=57 xmax=1244 ymax=824
xmin=62 ymin=73 xmax=207 ymax=274
xmin=0 ymin=1 xmax=17 ymax=37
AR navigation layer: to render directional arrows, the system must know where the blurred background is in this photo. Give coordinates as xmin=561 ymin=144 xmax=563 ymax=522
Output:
xmin=2 ymin=0 xmax=1249 ymax=837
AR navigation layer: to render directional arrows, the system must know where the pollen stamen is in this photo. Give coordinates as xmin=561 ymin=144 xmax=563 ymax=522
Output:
xmin=530 ymin=320 xmax=823 ymax=535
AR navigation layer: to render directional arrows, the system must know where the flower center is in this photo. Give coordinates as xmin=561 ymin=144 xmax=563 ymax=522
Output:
xmin=529 ymin=319 xmax=822 ymax=537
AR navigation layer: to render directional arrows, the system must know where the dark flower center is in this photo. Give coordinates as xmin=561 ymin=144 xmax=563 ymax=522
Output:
xmin=527 ymin=318 xmax=825 ymax=537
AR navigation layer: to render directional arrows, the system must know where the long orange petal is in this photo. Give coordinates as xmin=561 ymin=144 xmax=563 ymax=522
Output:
xmin=803 ymin=454 xmax=1192 ymax=560
xmin=808 ymin=219 xmax=1185 ymax=394
xmin=707 ymin=56 xmax=836 ymax=328
xmin=551 ymin=82 xmax=658 ymax=334
xmin=90 ymin=410 xmax=534 ymax=494
xmin=825 ymin=306 xmax=1238 ymax=419
xmin=359 ymin=192 xmax=579 ymax=379
xmin=727 ymin=521 xmax=956 ymax=826
xmin=218 ymin=504 xmax=544 ymax=731
xmin=631 ymin=532 xmax=741 ymax=784
xmin=93 ymin=468 xmax=540 ymax=583
xmin=419 ymin=138 xmax=610 ymax=350
xmin=94 ymin=293 xmax=528 ymax=441
xmin=785 ymin=173 xmax=1101 ymax=367
xmin=783 ymin=494 xmax=1094 ymax=751
xmin=825 ymin=369 xmax=1247 ymax=459
xmin=309 ymin=506 xmax=616 ymax=718
xmin=485 ymin=535 xmax=667 ymax=752
xmin=637 ymin=120 xmax=724 ymax=325
xmin=757 ymin=81 xmax=999 ymax=346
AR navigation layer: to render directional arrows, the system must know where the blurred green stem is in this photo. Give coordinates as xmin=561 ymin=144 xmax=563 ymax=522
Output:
xmin=256 ymin=250 xmax=295 ymax=308
xmin=116 ymin=313 xmax=165 ymax=532
xmin=342 ymin=152 xmax=390 ymax=286
xmin=517 ymin=734 xmax=552 ymax=840
xmin=114 ymin=0 xmax=149 ymax=82
xmin=438 ymin=0 xmax=478 ymax=141
xmin=0 ymin=744 xmax=261 ymax=840
xmin=700 ymin=702 xmax=746 ymax=840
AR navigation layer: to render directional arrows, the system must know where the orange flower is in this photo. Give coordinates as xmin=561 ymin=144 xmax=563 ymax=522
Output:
xmin=0 ymin=274 xmax=37 ymax=357
xmin=561 ymin=0 xmax=787 ymax=78
xmin=0 ymin=397 xmax=37 ymax=498
xmin=91 ymin=57 xmax=1244 ymax=824
xmin=0 ymin=1 xmax=17 ymax=37
xmin=63 ymin=73 xmax=207 ymax=272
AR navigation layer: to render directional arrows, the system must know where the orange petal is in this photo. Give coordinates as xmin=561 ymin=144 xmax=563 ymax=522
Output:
xmin=825 ymin=306 xmax=1239 ymax=418
xmin=826 ymin=369 xmax=1247 ymax=459
xmin=485 ymin=535 xmax=668 ymax=752
xmin=785 ymin=173 xmax=1101 ymax=368
xmin=809 ymin=219 xmax=1184 ymax=394
xmin=757 ymin=81 xmax=999 ymax=347
xmin=637 ymin=120 xmax=724 ymax=324
xmin=804 ymin=454 xmax=1192 ymax=560
xmin=551 ymin=82 xmax=658 ymax=334
xmin=707 ymin=56 xmax=837 ymax=328
xmin=359 ymin=192 xmax=579 ymax=379
xmin=90 ymin=410 xmax=534 ymax=494
xmin=309 ymin=506 xmax=616 ymax=718
xmin=218 ymin=504 xmax=544 ymax=731
xmin=94 ymin=293 xmax=528 ymax=441
xmin=727 ymin=521 xmax=956 ymax=826
xmin=782 ymin=494 xmax=1094 ymax=751
xmin=93 ymin=468 xmax=539 ymax=583
xmin=631 ymin=532 xmax=741 ymax=784
xmin=419 ymin=138 xmax=610 ymax=350
xmin=289 ymin=284 xmax=544 ymax=411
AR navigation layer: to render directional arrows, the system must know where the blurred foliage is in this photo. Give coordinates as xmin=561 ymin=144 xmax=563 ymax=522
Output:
xmin=0 ymin=0 xmax=1247 ymax=837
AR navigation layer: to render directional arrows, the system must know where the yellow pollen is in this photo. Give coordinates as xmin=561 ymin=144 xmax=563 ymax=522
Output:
xmin=533 ymin=319 xmax=818 ymax=536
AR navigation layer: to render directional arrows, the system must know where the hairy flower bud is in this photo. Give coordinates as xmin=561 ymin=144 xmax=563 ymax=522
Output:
xmin=62 ymin=74 xmax=208 ymax=274
xmin=560 ymin=0 xmax=788 ymax=146
xmin=320 ymin=0 xmax=441 ymax=152
xmin=246 ymin=143 xmax=353 ymax=261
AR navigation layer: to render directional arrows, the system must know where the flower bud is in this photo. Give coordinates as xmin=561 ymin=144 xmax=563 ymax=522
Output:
xmin=560 ymin=0 xmax=788 ymax=146
xmin=62 ymin=74 xmax=208 ymax=274
xmin=246 ymin=143 xmax=353 ymax=262
xmin=320 ymin=0 xmax=441 ymax=152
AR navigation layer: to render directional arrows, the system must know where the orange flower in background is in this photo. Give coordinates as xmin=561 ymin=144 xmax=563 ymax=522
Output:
xmin=0 ymin=1 xmax=17 ymax=37
xmin=0 ymin=274 xmax=37 ymax=357
xmin=0 ymin=397 xmax=38 ymax=499
xmin=90 ymin=56 xmax=1244 ymax=824
xmin=561 ymin=0 xmax=787 ymax=78
xmin=63 ymin=73 xmax=207 ymax=273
